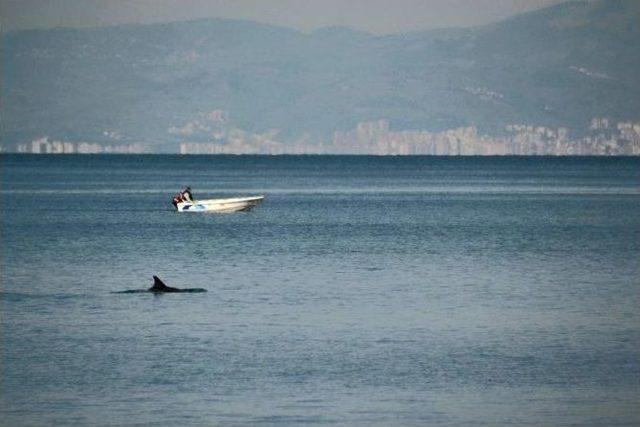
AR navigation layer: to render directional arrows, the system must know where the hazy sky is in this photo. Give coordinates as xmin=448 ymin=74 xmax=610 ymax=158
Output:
xmin=2 ymin=0 xmax=565 ymax=34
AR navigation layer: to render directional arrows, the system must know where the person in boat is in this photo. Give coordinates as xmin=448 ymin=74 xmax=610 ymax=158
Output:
xmin=181 ymin=186 xmax=194 ymax=203
xmin=172 ymin=186 xmax=195 ymax=208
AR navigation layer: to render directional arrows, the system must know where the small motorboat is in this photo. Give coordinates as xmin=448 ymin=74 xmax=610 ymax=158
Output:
xmin=176 ymin=196 xmax=264 ymax=213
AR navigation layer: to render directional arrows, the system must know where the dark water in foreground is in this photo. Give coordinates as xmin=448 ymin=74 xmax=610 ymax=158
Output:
xmin=1 ymin=155 xmax=639 ymax=426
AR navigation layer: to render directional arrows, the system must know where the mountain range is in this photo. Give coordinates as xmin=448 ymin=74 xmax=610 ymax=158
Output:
xmin=2 ymin=0 xmax=639 ymax=152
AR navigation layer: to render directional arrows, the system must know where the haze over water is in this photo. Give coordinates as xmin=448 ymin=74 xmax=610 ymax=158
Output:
xmin=1 ymin=155 xmax=639 ymax=426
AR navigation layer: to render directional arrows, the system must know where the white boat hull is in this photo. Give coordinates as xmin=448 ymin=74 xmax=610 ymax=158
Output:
xmin=176 ymin=196 xmax=264 ymax=213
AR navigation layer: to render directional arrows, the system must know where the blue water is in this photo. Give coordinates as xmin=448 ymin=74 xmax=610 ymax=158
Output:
xmin=1 ymin=155 xmax=639 ymax=426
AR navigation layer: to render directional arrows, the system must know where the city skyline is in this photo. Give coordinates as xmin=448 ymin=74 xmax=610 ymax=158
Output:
xmin=16 ymin=117 xmax=640 ymax=156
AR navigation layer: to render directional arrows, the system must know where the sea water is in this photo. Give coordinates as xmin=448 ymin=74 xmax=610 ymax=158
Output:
xmin=1 ymin=155 xmax=639 ymax=426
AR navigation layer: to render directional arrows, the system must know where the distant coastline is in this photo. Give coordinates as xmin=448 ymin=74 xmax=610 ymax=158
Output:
xmin=3 ymin=1 xmax=639 ymax=156
xmin=7 ymin=118 xmax=640 ymax=156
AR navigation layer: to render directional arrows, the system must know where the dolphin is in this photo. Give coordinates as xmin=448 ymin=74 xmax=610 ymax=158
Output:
xmin=148 ymin=275 xmax=207 ymax=293
xmin=114 ymin=276 xmax=207 ymax=293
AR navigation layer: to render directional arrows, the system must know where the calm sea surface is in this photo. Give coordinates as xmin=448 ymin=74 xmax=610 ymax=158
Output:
xmin=1 ymin=155 xmax=639 ymax=426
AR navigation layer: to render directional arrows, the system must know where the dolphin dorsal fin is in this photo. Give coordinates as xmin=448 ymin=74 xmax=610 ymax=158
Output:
xmin=151 ymin=275 xmax=168 ymax=290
